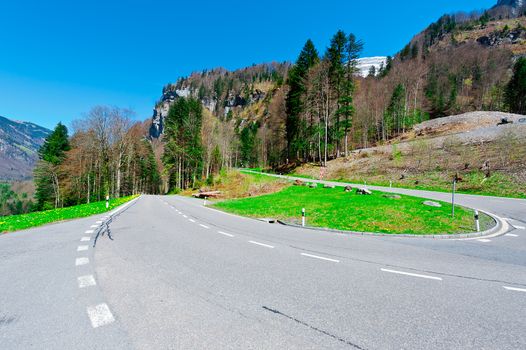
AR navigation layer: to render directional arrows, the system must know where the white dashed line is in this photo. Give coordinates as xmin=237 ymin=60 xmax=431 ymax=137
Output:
xmin=248 ymin=240 xmax=275 ymax=249
xmin=78 ymin=275 xmax=97 ymax=288
xmin=96 ymin=221 xmax=103 ymax=224
xmin=189 ymin=219 xmax=196 ymax=223
xmin=301 ymin=253 xmax=340 ymax=263
xmin=506 ymin=233 xmax=519 ymax=237
xmin=77 ymin=245 xmax=89 ymax=252
xmin=85 ymin=230 xmax=94 ymax=234
xmin=513 ymin=225 xmax=525 ymax=230
xmin=477 ymin=239 xmax=491 ymax=243
xmin=90 ymin=225 xmax=99 ymax=228
xmin=75 ymin=257 xmax=89 ymax=266
xmin=183 ymin=215 xmax=188 ymax=218
xmin=503 ymin=286 xmax=526 ymax=293
xmin=80 ymin=237 xmax=91 ymax=242
xmin=199 ymin=224 xmax=210 ymax=229
xmin=218 ymin=231 xmax=234 ymax=237
xmin=381 ymin=268 xmax=442 ymax=281
xmin=87 ymin=304 xmax=115 ymax=328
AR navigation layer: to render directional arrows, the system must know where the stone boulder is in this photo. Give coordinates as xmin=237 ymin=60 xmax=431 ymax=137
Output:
xmin=356 ymin=188 xmax=372 ymax=195
xmin=423 ymin=200 xmax=442 ymax=208
xmin=344 ymin=185 xmax=353 ymax=192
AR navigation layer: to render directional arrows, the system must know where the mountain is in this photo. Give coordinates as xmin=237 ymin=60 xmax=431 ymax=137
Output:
xmin=355 ymin=57 xmax=387 ymax=77
xmin=0 ymin=116 xmax=51 ymax=180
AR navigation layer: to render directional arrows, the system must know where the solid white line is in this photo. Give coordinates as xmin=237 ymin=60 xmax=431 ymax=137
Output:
xmin=189 ymin=219 xmax=196 ymax=223
xmin=85 ymin=230 xmax=94 ymax=234
xmin=75 ymin=257 xmax=89 ymax=266
xmin=78 ymin=275 xmax=96 ymax=288
xmin=381 ymin=268 xmax=442 ymax=281
xmin=80 ymin=237 xmax=91 ymax=242
xmin=199 ymin=224 xmax=209 ymax=229
xmin=503 ymin=286 xmax=526 ymax=293
xmin=77 ymin=245 xmax=89 ymax=252
xmin=248 ymin=240 xmax=274 ymax=249
xmin=87 ymin=304 xmax=115 ymax=328
xmin=506 ymin=233 xmax=519 ymax=237
xmin=218 ymin=231 xmax=234 ymax=237
xmin=477 ymin=239 xmax=491 ymax=243
xmin=301 ymin=253 xmax=340 ymax=263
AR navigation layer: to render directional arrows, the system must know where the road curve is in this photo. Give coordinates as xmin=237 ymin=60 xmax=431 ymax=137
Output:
xmin=1 ymin=193 xmax=525 ymax=349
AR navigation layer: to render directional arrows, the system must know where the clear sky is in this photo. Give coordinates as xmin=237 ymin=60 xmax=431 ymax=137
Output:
xmin=0 ymin=0 xmax=496 ymax=129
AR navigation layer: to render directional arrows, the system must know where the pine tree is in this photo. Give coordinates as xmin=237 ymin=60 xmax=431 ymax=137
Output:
xmin=505 ymin=57 xmax=526 ymax=114
xmin=34 ymin=122 xmax=70 ymax=210
xmin=285 ymin=39 xmax=319 ymax=160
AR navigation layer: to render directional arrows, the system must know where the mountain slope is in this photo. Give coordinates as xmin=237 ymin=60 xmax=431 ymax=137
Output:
xmin=0 ymin=116 xmax=51 ymax=180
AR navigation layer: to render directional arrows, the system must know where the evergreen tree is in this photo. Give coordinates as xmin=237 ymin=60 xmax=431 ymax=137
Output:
xmin=34 ymin=122 xmax=70 ymax=210
xmin=285 ymin=39 xmax=319 ymax=160
xmin=505 ymin=57 xmax=526 ymax=114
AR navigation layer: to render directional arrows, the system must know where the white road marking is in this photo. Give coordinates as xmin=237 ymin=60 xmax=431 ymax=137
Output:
xmin=477 ymin=239 xmax=491 ymax=243
xmin=248 ymin=240 xmax=275 ymax=249
xmin=506 ymin=233 xmax=519 ymax=237
xmin=75 ymin=257 xmax=89 ymax=266
xmin=183 ymin=215 xmax=188 ymax=218
xmin=80 ymin=237 xmax=90 ymax=242
xmin=218 ymin=231 xmax=234 ymax=237
xmin=381 ymin=268 xmax=442 ymax=281
xmin=503 ymin=286 xmax=526 ymax=293
xmin=199 ymin=224 xmax=209 ymax=229
xmin=301 ymin=253 xmax=340 ymax=263
xmin=85 ymin=230 xmax=94 ymax=234
xmin=189 ymin=219 xmax=196 ymax=223
xmin=90 ymin=225 xmax=99 ymax=228
xmin=87 ymin=303 xmax=115 ymax=328
xmin=78 ymin=275 xmax=96 ymax=288
xmin=513 ymin=225 xmax=525 ymax=230
xmin=77 ymin=245 xmax=89 ymax=251
xmin=96 ymin=221 xmax=103 ymax=224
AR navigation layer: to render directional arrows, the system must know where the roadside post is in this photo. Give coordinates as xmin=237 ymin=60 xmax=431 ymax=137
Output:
xmin=389 ymin=180 xmax=392 ymax=188
xmin=302 ymin=208 xmax=306 ymax=227
xmin=106 ymin=195 xmax=109 ymax=209
xmin=204 ymin=196 xmax=208 ymax=206
xmin=474 ymin=210 xmax=480 ymax=232
xmin=451 ymin=177 xmax=457 ymax=218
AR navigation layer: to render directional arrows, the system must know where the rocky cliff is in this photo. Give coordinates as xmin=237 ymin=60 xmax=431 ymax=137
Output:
xmin=0 ymin=116 xmax=50 ymax=180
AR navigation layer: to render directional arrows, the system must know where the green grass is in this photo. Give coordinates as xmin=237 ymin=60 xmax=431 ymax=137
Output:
xmin=287 ymin=171 xmax=526 ymax=199
xmin=0 ymin=195 xmax=138 ymax=233
xmin=214 ymin=185 xmax=492 ymax=235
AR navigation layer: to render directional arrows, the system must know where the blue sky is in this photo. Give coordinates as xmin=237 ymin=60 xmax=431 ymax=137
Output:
xmin=0 ymin=0 xmax=495 ymax=129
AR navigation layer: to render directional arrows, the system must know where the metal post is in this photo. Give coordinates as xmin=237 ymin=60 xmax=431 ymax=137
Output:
xmin=451 ymin=178 xmax=456 ymax=218
xmin=106 ymin=195 xmax=109 ymax=209
xmin=474 ymin=210 xmax=480 ymax=232
xmin=302 ymin=208 xmax=306 ymax=227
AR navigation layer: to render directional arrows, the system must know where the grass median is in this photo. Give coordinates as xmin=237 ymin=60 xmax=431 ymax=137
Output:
xmin=0 ymin=195 xmax=138 ymax=234
xmin=213 ymin=185 xmax=492 ymax=235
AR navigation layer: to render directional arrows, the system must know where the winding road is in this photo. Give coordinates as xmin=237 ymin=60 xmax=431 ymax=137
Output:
xmin=1 ymin=180 xmax=525 ymax=349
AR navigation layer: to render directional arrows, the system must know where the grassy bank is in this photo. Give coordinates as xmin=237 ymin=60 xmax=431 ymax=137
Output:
xmin=288 ymin=169 xmax=526 ymax=199
xmin=214 ymin=185 xmax=492 ymax=235
xmin=0 ymin=195 xmax=138 ymax=234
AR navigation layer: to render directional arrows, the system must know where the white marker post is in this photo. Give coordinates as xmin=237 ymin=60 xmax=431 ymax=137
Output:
xmin=106 ymin=195 xmax=109 ymax=209
xmin=451 ymin=178 xmax=456 ymax=218
xmin=389 ymin=180 xmax=392 ymax=188
xmin=474 ymin=210 xmax=480 ymax=232
xmin=302 ymin=208 xmax=306 ymax=227
xmin=204 ymin=196 xmax=207 ymax=206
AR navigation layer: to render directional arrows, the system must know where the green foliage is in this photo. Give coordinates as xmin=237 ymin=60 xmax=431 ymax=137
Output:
xmin=239 ymin=122 xmax=260 ymax=167
xmin=0 ymin=183 xmax=34 ymax=216
xmin=285 ymin=39 xmax=319 ymax=159
xmin=38 ymin=122 xmax=70 ymax=165
xmin=163 ymin=97 xmax=204 ymax=191
xmin=505 ymin=57 xmax=526 ymax=114
xmin=0 ymin=195 xmax=137 ymax=233
xmin=215 ymin=185 xmax=480 ymax=235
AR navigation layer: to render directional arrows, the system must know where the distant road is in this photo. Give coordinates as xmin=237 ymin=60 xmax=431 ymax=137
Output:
xmin=1 ymin=193 xmax=525 ymax=349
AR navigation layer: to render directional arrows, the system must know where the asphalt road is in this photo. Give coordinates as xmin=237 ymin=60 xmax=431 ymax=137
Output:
xmin=1 ymin=184 xmax=525 ymax=349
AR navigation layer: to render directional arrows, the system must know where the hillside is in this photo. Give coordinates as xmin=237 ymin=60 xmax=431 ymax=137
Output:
xmin=0 ymin=116 xmax=50 ymax=180
xmin=295 ymin=111 xmax=526 ymax=198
